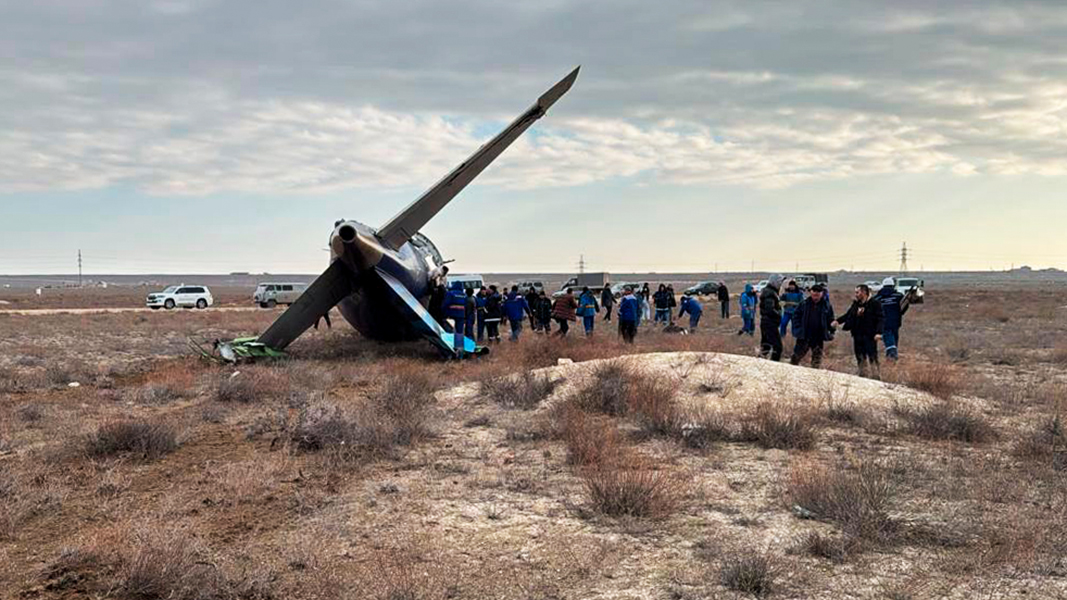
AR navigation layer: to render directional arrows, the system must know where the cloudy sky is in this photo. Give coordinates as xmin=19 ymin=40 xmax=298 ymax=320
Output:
xmin=2 ymin=0 xmax=1066 ymax=274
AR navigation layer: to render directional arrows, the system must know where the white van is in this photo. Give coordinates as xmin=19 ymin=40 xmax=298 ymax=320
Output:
xmin=253 ymin=282 xmax=308 ymax=308
xmin=445 ymin=274 xmax=484 ymax=291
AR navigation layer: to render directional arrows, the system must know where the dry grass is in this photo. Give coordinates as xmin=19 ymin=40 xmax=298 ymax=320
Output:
xmin=739 ymin=402 xmax=820 ymax=450
xmin=788 ymin=460 xmax=898 ymax=545
xmin=893 ymin=401 xmax=997 ymax=443
xmin=571 ymin=361 xmax=633 ymax=416
xmin=480 ymin=371 xmax=560 ymax=410
xmin=888 ymin=361 xmax=961 ymax=399
xmin=581 ymin=459 xmax=684 ymax=519
xmin=557 ymin=406 xmax=624 ymax=467
xmin=719 ymin=552 xmax=777 ymax=598
xmin=83 ymin=419 xmax=180 ymax=460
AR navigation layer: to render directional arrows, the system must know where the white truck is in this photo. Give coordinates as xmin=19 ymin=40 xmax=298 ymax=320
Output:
xmin=552 ymin=272 xmax=610 ymax=298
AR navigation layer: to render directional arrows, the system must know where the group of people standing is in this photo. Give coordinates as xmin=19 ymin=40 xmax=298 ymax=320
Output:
xmin=751 ymin=275 xmax=911 ymax=379
xmin=436 ymin=274 xmax=911 ymax=377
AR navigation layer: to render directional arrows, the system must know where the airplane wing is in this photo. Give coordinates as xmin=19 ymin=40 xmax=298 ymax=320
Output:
xmin=374 ymin=267 xmax=485 ymax=357
xmin=256 ymin=260 xmax=358 ymax=350
xmin=377 ymin=66 xmax=580 ymax=250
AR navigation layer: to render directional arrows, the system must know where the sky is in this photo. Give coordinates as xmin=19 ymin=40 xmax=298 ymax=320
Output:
xmin=1 ymin=0 xmax=1066 ymax=275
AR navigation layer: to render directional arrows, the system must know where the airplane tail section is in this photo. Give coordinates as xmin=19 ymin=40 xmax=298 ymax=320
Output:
xmin=376 ymin=67 xmax=579 ymax=249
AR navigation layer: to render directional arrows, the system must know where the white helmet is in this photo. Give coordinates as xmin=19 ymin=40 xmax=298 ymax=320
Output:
xmin=882 ymin=277 xmax=895 ymax=287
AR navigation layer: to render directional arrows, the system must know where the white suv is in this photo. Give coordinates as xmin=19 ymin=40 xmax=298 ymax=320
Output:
xmin=146 ymin=285 xmax=214 ymax=310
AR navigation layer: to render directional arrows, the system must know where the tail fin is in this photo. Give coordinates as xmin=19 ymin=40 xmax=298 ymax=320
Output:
xmin=377 ymin=67 xmax=579 ymax=249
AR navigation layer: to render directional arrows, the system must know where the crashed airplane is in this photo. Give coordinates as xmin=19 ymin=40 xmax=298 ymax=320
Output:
xmin=219 ymin=68 xmax=579 ymax=360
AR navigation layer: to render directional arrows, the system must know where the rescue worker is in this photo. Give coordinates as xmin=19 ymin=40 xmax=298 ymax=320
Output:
xmin=617 ymin=286 xmax=640 ymax=343
xmin=678 ymin=294 xmax=703 ymax=331
xmin=789 ymin=283 xmax=835 ymax=368
xmin=759 ymin=274 xmax=784 ymax=361
xmin=504 ymin=285 xmax=532 ymax=341
xmin=601 ymin=284 xmax=615 ymax=321
xmin=464 ymin=287 xmax=477 ymax=342
xmin=875 ymin=277 xmax=909 ymax=360
xmin=577 ymin=286 xmax=600 ymax=336
xmin=524 ymin=286 xmax=539 ymax=330
xmin=534 ymin=290 xmax=553 ymax=333
xmin=779 ymin=279 xmax=804 ymax=339
xmin=653 ymin=284 xmax=672 ymax=324
xmin=717 ymin=282 xmax=730 ymax=319
xmin=835 ymin=284 xmax=885 ymax=379
xmin=475 ymin=286 xmax=488 ymax=342
xmin=484 ymin=285 xmax=503 ymax=342
xmin=551 ymin=288 xmax=578 ymax=337
xmin=442 ymin=281 xmax=468 ymax=355
xmin=738 ymin=283 xmax=757 ymax=335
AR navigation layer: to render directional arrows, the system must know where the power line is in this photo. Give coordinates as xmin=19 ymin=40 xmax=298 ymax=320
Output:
xmin=899 ymin=242 xmax=909 ymax=273
xmin=78 ymin=249 xmax=82 ymax=287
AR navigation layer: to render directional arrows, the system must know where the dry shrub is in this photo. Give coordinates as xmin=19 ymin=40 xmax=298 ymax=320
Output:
xmin=675 ymin=406 xmax=733 ymax=450
xmin=215 ymin=374 xmax=260 ymax=403
xmin=214 ymin=366 xmax=291 ymax=404
xmin=791 ymin=531 xmax=852 ymax=563
xmin=740 ymin=402 xmax=819 ymax=450
xmin=627 ymin=375 xmax=682 ymax=437
xmin=894 ymin=401 xmax=996 ymax=443
xmin=719 ymin=552 xmax=777 ymax=597
xmin=480 ymin=371 xmax=559 ymax=410
xmin=84 ymin=419 xmax=180 ymax=459
xmin=218 ymin=454 xmax=290 ymax=505
xmin=788 ymin=460 xmax=898 ymax=543
xmin=17 ymin=402 xmax=47 ymax=423
xmin=557 ymin=406 xmax=624 ymax=467
xmin=582 ymin=459 xmax=684 ymax=519
xmin=372 ymin=371 xmax=437 ymax=445
xmin=572 ymin=361 xmax=633 ymax=416
xmin=0 ymin=466 xmax=68 ymax=541
xmin=1012 ymin=415 xmax=1065 ymax=464
xmin=1051 ymin=343 xmax=1067 ymax=366
xmin=889 ymin=361 xmax=960 ymax=399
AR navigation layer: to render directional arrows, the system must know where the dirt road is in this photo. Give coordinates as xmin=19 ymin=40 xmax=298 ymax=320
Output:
xmin=0 ymin=306 xmax=268 ymax=316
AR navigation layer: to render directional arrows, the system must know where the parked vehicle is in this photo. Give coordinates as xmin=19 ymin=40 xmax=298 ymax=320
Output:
xmin=896 ymin=277 xmax=925 ymax=304
xmin=610 ymin=281 xmax=642 ymax=298
xmin=791 ymin=273 xmax=828 ymax=290
xmin=684 ymin=281 xmax=721 ymax=296
xmin=253 ymin=282 xmax=308 ymax=308
xmin=446 ymin=273 xmax=484 ymax=291
xmin=146 ymin=285 xmax=213 ymax=310
xmin=553 ymin=272 xmax=610 ymax=297
xmin=513 ymin=280 xmax=545 ymax=293
xmin=752 ymin=279 xmax=769 ymax=294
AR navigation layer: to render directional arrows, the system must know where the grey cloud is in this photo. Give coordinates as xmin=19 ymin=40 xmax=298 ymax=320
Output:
xmin=2 ymin=0 xmax=1067 ymax=194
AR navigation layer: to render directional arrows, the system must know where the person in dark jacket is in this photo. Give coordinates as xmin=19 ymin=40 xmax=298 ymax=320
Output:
xmin=717 ymin=282 xmax=730 ymax=319
xmin=789 ymin=284 xmax=835 ymax=368
xmin=484 ymin=285 xmax=503 ymax=342
xmin=678 ymin=295 xmax=703 ymax=331
xmin=429 ymin=280 xmax=450 ymax=331
xmin=534 ymin=290 xmax=553 ymax=333
xmin=524 ymin=287 xmax=539 ymax=330
xmin=577 ymin=286 xmax=600 ymax=336
xmin=551 ymin=288 xmax=578 ymax=337
xmin=503 ymin=285 xmax=532 ymax=341
xmin=601 ymin=284 xmax=615 ymax=321
xmin=738 ymin=283 xmax=757 ymax=335
xmin=617 ymin=286 xmax=640 ymax=343
xmin=475 ymin=286 xmax=488 ymax=342
xmin=653 ymin=284 xmax=672 ymax=324
xmin=876 ymin=277 xmax=909 ymax=360
xmin=667 ymin=285 xmax=677 ymax=324
xmin=779 ymin=280 xmax=804 ymax=339
xmin=442 ymin=281 xmax=468 ymax=355
xmin=464 ymin=287 xmax=477 ymax=342
xmin=835 ymin=284 xmax=885 ymax=379
xmin=759 ymin=274 xmax=785 ymax=361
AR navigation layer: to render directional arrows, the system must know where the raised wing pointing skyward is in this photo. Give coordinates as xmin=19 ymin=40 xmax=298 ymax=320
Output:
xmin=377 ymin=66 xmax=579 ymax=250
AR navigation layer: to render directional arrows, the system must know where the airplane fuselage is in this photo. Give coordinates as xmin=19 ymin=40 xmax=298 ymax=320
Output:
xmin=329 ymin=220 xmax=443 ymax=341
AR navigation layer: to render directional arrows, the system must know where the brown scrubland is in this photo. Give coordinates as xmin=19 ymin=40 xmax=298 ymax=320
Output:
xmin=1 ymin=284 xmax=1066 ymax=599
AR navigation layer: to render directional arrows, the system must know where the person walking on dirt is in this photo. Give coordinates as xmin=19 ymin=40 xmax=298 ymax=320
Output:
xmin=789 ymin=284 xmax=835 ymax=368
xmin=835 ymin=284 xmax=885 ymax=379
xmin=717 ymin=282 xmax=730 ymax=319
xmin=524 ymin=286 xmax=539 ymax=330
xmin=601 ymin=284 xmax=615 ymax=322
xmin=738 ymin=283 xmax=757 ymax=335
xmin=875 ymin=277 xmax=909 ymax=360
xmin=617 ymin=286 xmax=640 ymax=343
xmin=577 ymin=286 xmax=600 ymax=336
xmin=504 ymin=285 xmax=532 ymax=341
xmin=759 ymin=275 xmax=785 ymax=361
xmin=551 ymin=288 xmax=579 ymax=337
xmin=484 ymin=285 xmax=503 ymax=343
xmin=678 ymin=294 xmax=703 ymax=331
xmin=534 ymin=290 xmax=553 ymax=333
xmin=653 ymin=284 xmax=672 ymax=325
xmin=779 ymin=279 xmax=803 ymax=339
